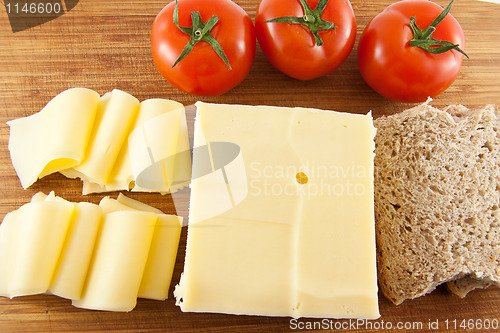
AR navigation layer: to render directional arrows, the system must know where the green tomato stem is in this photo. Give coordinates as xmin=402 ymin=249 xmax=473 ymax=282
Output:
xmin=172 ymin=0 xmax=232 ymax=69
xmin=265 ymin=0 xmax=337 ymax=47
xmin=409 ymin=0 xmax=469 ymax=58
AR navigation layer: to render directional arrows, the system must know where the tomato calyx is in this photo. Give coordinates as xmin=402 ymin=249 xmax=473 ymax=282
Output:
xmin=265 ymin=0 xmax=337 ymax=46
xmin=172 ymin=0 xmax=231 ymax=69
xmin=409 ymin=0 xmax=468 ymax=58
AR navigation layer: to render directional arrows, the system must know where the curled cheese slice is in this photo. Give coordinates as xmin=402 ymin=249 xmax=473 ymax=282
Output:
xmin=47 ymin=197 xmax=102 ymax=300
xmin=0 ymin=192 xmax=182 ymax=311
xmin=82 ymin=98 xmax=190 ymax=195
xmin=8 ymin=88 xmax=191 ymax=194
xmin=116 ymin=194 xmax=182 ymax=300
xmin=7 ymin=88 xmax=99 ymax=189
xmin=30 ymin=191 xmax=48 ymax=202
xmin=136 ymin=212 xmax=182 ymax=300
xmin=129 ymin=101 xmax=191 ymax=193
xmin=33 ymin=192 xmax=103 ymax=300
xmin=0 ymin=200 xmax=74 ymax=298
xmin=128 ymin=108 xmax=180 ymax=192
xmin=64 ymin=89 xmax=140 ymax=185
xmin=99 ymin=194 xmax=182 ymax=300
xmin=116 ymin=192 xmax=164 ymax=214
xmin=72 ymin=210 xmax=157 ymax=312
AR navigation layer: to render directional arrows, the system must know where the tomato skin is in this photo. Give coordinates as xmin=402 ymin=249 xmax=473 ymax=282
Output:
xmin=151 ymin=0 xmax=255 ymax=96
xmin=357 ymin=0 xmax=465 ymax=103
xmin=255 ymin=0 xmax=356 ymax=80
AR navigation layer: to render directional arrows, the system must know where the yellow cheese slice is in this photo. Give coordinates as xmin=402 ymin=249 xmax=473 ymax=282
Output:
xmin=127 ymin=99 xmax=191 ymax=193
xmin=8 ymin=88 xmax=190 ymax=194
xmin=176 ymin=102 xmax=380 ymax=319
xmin=116 ymin=193 xmax=164 ymax=214
xmin=99 ymin=196 xmax=135 ymax=214
xmin=7 ymin=88 xmax=99 ymax=189
xmin=46 ymin=195 xmax=102 ymax=300
xmin=81 ymin=99 xmax=190 ymax=195
xmin=73 ymin=210 xmax=157 ymax=312
xmin=30 ymin=191 xmax=48 ymax=202
xmin=100 ymin=194 xmax=182 ymax=300
xmin=0 ymin=209 xmax=19 ymax=296
xmin=289 ymin=109 xmax=378 ymax=318
xmin=166 ymin=104 xmax=191 ymax=193
xmin=128 ymin=105 xmax=181 ymax=192
xmin=116 ymin=194 xmax=182 ymax=300
xmin=1 ymin=192 xmax=182 ymax=310
xmin=136 ymin=218 xmax=181 ymax=300
xmin=64 ymin=89 xmax=140 ymax=185
xmin=0 ymin=200 xmax=74 ymax=298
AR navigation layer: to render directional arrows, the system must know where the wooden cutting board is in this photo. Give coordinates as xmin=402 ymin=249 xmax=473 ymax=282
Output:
xmin=0 ymin=1 xmax=499 ymax=332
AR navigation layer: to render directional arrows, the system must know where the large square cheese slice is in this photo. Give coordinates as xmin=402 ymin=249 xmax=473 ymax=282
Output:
xmin=175 ymin=102 xmax=379 ymax=319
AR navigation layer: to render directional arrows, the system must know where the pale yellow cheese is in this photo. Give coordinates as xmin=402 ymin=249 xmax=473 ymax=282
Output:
xmin=7 ymin=88 xmax=99 ymax=189
xmin=73 ymin=210 xmax=157 ymax=312
xmin=0 ymin=212 xmax=15 ymax=296
xmin=30 ymin=191 xmax=48 ymax=202
xmin=116 ymin=193 xmax=165 ymax=214
xmin=289 ymin=110 xmax=378 ymax=318
xmin=100 ymin=194 xmax=182 ymax=300
xmin=82 ymin=98 xmax=188 ymax=194
xmin=0 ymin=200 xmax=74 ymax=298
xmin=99 ymin=196 xmax=135 ymax=214
xmin=136 ymin=215 xmax=181 ymax=300
xmin=0 ymin=192 xmax=182 ymax=311
xmin=128 ymin=99 xmax=191 ymax=193
xmin=176 ymin=102 xmax=379 ymax=319
xmin=64 ymin=89 xmax=140 ymax=185
xmin=128 ymin=106 xmax=180 ymax=192
xmin=47 ymin=197 xmax=102 ymax=300
xmin=8 ymin=88 xmax=191 ymax=194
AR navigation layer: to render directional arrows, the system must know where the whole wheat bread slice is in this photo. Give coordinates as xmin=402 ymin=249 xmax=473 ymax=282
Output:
xmin=373 ymin=101 xmax=500 ymax=305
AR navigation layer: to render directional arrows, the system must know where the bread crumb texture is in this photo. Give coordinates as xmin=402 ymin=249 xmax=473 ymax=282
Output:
xmin=374 ymin=102 xmax=500 ymax=305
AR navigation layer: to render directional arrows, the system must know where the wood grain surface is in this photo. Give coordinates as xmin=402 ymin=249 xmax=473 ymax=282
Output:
xmin=0 ymin=0 xmax=499 ymax=332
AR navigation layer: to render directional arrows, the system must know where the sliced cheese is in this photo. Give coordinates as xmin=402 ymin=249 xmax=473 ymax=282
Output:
xmin=82 ymin=98 xmax=190 ymax=194
xmin=1 ymin=192 xmax=182 ymax=311
xmin=64 ymin=89 xmax=140 ymax=185
xmin=289 ymin=110 xmax=378 ymax=318
xmin=116 ymin=193 xmax=164 ymax=214
xmin=100 ymin=194 xmax=182 ymax=300
xmin=0 ymin=200 xmax=74 ymax=298
xmin=72 ymin=210 xmax=157 ymax=312
xmin=8 ymin=88 xmax=191 ymax=195
xmin=176 ymin=102 xmax=379 ymax=319
xmin=30 ymin=191 xmax=48 ymax=202
xmin=128 ymin=104 xmax=181 ymax=192
xmin=47 ymin=195 xmax=102 ymax=300
xmin=7 ymin=88 xmax=99 ymax=188
xmin=128 ymin=99 xmax=190 ymax=194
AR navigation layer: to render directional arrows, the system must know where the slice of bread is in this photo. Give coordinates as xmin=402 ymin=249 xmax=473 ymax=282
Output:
xmin=446 ymin=275 xmax=492 ymax=298
xmin=373 ymin=101 xmax=500 ymax=305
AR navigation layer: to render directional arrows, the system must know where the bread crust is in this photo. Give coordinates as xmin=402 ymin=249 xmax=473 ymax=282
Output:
xmin=374 ymin=102 xmax=500 ymax=305
xmin=446 ymin=276 xmax=492 ymax=298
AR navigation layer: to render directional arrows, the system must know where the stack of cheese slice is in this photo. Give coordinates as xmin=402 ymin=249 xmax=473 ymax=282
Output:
xmin=175 ymin=102 xmax=380 ymax=319
xmin=7 ymin=88 xmax=191 ymax=194
xmin=0 ymin=192 xmax=182 ymax=311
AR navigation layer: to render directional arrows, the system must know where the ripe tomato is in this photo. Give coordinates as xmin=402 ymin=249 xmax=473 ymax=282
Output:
xmin=357 ymin=0 xmax=466 ymax=102
xmin=151 ymin=0 xmax=255 ymax=96
xmin=255 ymin=0 xmax=356 ymax=80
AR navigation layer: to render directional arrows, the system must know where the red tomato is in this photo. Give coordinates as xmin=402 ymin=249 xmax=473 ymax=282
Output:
xmin=151 ymin=0 xmax=255 ymax=96
xmin=357 ymin=0 xmax=466 ymax=102
xmin=255 ymin=0 xmax=356 ymax=80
